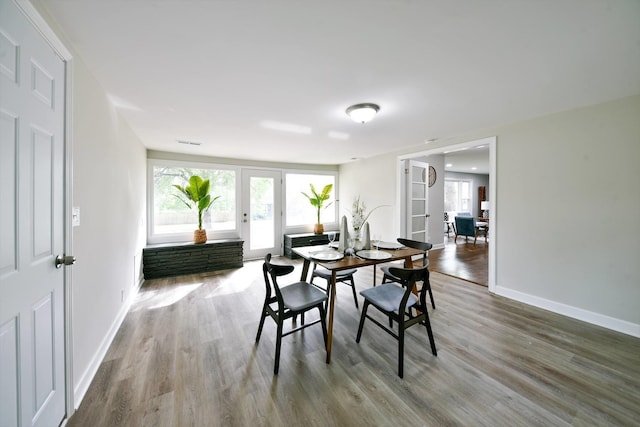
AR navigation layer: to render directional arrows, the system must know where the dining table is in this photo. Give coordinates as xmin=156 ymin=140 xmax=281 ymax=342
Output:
xmin=292 ymin=243 xmax=425 ymax=363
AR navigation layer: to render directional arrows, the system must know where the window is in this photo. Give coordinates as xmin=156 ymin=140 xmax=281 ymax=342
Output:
xmin=444 ymin=178 xmax=472 ymax=213
xmin=150 ymin=162 xmax=237 ymax=242
xmin=285 ymin=173 xmax=336 ymax=227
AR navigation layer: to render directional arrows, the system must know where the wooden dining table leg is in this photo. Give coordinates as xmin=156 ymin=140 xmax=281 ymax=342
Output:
xmin=326 ymin=270 xmax=337 ymax=363
xmin=300 ymin=258 xmax=311 ymax=281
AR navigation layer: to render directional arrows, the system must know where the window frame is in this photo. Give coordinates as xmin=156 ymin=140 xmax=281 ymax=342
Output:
xmin=147 ymin=159 xmax=241 ymax=245
xmin=147 ymin=159 xmax=339 ymax=245
xmin=444 ymin=177 xmax=473 ymax=214
xmin=283 ymin=169 xmax=339 ymax=234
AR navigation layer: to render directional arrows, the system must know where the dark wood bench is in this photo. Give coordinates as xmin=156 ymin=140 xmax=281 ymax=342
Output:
xmin=143 ymin=239 xmax=244 ymax=279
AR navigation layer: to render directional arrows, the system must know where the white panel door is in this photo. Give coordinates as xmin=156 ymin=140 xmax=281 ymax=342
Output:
xmin=406 ymin=159 xmax=429 ymax=242
xmin=0 ymin=1 xmax=66 ymax=426
xmin=241 ymin=169 xmax=282 ymax=259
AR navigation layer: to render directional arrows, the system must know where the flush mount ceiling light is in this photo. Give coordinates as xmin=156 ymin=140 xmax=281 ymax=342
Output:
xmin=346 ymin=103 xmax=380 ymax=123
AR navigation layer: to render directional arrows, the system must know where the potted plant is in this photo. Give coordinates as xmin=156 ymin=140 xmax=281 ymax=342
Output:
xmin=301 ymin=183 xmax=333 ymax=234
xmin=174 ymin=175 xmax=220 ymax=244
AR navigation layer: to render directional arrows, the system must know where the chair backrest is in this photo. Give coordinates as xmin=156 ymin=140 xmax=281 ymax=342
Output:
xmin=454 ymin=216 xmax=476 ymax=236
xmin=396 ymin=238 xmax=432 ymax=266
xmin=388 ymin=265 xmax=430 ymax=309
xmin=263 ymin=254 xmax=295 ymax=304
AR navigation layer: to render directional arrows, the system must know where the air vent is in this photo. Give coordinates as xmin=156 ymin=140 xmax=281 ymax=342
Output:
xmin=177 ymin=140 xmax=202 ymax=146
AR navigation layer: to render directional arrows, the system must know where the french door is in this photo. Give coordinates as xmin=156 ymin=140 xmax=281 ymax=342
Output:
xmin=405 ymin=159 xmax=430 ymax=242
xmin=241 ymin=169 xmax=282 ymax=259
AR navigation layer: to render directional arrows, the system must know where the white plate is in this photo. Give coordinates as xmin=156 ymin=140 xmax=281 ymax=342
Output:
xmin=374 ymin=241 xmax=404 ymax=250
xmin=310 ymin=250 xmax=344 ymax=261
xmin=356 ymin=250 xmax=392 ymax=260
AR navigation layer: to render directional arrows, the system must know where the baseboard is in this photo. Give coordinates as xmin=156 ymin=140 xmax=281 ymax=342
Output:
xmin=430 ymin=242 xmax=446 ymax=251
xmin=494 ymin=285 xmax=640 ymax=338
xmin=73 ymin=281 xmax=142 ymax=408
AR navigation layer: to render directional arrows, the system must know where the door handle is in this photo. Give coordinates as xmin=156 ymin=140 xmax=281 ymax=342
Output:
xmin=55 ymin=255 xmax=76 ymax=268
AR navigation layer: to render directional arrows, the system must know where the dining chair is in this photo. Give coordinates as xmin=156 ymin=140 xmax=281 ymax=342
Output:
xmin=356 ymin=265 xmax=437 ymax=378
xmin=255 ymin=254 xmax=328 ymax=374
xmin=380 ymin=238 xmax=435 ymax=309
xmin=310 ymin=264 xmax=359 ymax=308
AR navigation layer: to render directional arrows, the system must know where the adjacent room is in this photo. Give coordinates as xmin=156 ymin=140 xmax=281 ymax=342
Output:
xmin=2 ymin=1 xmax=639 ymax=426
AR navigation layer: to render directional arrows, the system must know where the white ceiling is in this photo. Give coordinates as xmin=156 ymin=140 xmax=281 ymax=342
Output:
xmin=34 ymin=0 xmax=640 ymax=165
xmin=445 ymin=145 xmax=490 ymax=175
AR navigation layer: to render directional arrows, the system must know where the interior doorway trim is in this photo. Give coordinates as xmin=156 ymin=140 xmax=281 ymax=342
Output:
xmin=397 ymin=136 xmax=497 ymax=293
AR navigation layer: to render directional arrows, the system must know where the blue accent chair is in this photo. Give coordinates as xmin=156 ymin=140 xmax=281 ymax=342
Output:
xmin=454 ymin=216 xmax=487 ymax=244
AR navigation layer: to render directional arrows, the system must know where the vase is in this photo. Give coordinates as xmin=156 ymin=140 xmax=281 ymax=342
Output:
xmin=352 ymin=228 xmax=363 ymax=250
xmin=194 ymin=229 xmax=207 ymax=244
xmin=313 ymin=223 xmax=324 ymax=234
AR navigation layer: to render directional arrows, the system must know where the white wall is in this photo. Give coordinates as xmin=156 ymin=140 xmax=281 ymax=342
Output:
xmin=30 ymin=1 xmax=148 ymax=410
xmin=69 ymin=56 xmax=147 ymax=402
xmin=339 ymin=155 xmax=399 ymax=243
xmin=340 ymin=95 xmax=640 ymax=337
xmin=494 ymin=95 xmax=640 ymax=335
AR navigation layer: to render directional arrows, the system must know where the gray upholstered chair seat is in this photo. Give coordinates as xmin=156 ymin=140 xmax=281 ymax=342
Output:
xmin=280 ymin=282 xmax=329 ymax=311
xmin=359 ymin=284 xmax=418 ymax=313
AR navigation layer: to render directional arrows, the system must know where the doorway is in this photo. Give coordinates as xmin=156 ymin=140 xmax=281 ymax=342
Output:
xmin=399 ymin=136 xmax=496 ymax=291
xmin=241 ymin=169 xmax=282 ymax=259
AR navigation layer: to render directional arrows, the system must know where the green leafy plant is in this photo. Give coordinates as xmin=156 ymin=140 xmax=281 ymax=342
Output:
xmin=173 ymin=175 xmax=220 ymax=230
xmin=301 ymin=183 xmax=333 ymax=224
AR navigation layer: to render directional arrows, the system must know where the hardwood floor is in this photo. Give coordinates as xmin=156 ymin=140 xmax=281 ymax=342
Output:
xmin=68 ymin=259 xmax=640 ymax=426
xmin=428 ymin=233 xmax=488 ymax=286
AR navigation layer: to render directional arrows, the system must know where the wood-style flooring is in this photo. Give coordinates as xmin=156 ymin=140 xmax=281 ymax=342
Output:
xmin=67 ymin=259 xmax=640 ymax=426
xmin=428 ymin=233 xmax=488 ymax=286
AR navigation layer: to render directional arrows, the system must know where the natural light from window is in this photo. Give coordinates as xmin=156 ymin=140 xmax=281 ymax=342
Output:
xmin=285 ymin=173 xmax=336 ymax=226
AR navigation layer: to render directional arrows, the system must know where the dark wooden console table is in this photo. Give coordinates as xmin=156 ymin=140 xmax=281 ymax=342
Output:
xmin=143 ymin=239 xmax=244 ymax=279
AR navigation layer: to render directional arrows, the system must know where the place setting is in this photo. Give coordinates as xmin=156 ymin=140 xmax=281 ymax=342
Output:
xmin=356 ymin=234 xmax=393 ymax=260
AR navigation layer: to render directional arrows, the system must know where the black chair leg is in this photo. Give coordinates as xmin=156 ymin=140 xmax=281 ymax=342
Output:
xmin=398 ymin=325 xmax=405 ymax=378
xmin=423 ymin=313 xmax=437 ymax=356
xmin=274 ymin=321 xmax=283 ymax=375
xmin=255 ymin=304 xmax=268 ymax=343
xmin=349 ymin=277 xmax=359 ymax=308
xmin=355 ymin=302 xmax=370 ymax=343
xmin=318 ymin=305 xmax=328 ymax=347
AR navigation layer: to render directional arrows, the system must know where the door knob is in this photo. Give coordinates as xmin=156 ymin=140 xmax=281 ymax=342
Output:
xmin=55 ymin=255 xmax=76 ymax=268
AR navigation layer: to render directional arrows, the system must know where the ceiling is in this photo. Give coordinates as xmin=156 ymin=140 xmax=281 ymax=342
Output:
xmin=34 ymin=0 xmax=640 ymax=165
xmin=444 ymin=145 xmax=489 ymax=175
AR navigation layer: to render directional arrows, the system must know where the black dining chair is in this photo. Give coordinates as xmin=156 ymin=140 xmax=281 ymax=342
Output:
xmin=310 ymin=264 xmax=359 ymax=308
xmin=356 ymin=265 xmax=437 ymax=378
xmin=255 ymin=254 xmax=328 ymax=374
xmin=380 ymin=238 xmax=435 ymax=309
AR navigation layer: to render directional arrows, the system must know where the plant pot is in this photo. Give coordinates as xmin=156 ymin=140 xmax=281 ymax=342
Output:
xmin=193 ymin=229 xmax=207 ymax=244
xmin=313 ymin=223 xmax=324 ymax=234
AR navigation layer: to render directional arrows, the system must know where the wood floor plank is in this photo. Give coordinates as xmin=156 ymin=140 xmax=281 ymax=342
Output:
xmin=67 ymin=258 xmax=640 ymax=426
